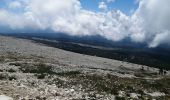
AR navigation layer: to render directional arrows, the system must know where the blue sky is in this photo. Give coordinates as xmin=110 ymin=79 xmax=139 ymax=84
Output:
xmin=0 ymin=0 xmax=6 ymax=8
xmin=80 ymin=0 xmax=138 ymax=15
xmin=0 ymin=0 xmax=138 ymax=15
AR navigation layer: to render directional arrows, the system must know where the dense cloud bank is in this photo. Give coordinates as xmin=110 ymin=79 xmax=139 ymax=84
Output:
xmin=0 ymin=0 xmax=170 ymax=47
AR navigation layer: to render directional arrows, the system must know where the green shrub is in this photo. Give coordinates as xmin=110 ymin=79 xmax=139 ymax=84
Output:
xmin=56 ymin=71 xmax=81 ymax=76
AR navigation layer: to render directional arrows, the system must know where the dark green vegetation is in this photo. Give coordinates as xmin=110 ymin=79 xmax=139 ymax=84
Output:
xmin=0 ymin=73 xmax=17 ymax=81
xmin=31 ymin=38 xmax=170 ymax=70
xmin=0 ymin=54 xmax=168 ymax=99
xmin=0 ymin=52 xmax=30 ymax=62
xmin=1 ymin=34 xmax=170 ymax=70
xmin=55 ymin=71 xmax=81 ymax=76
xmin=9 ymin=62 xmax=81 ymax=78
xmin=10 ymin=62 xmax=169 ymax=99
xmin=10 ymin=62 xmax=56 ymax=74
xmin=47 ymin=71 xmax=170 ymax=99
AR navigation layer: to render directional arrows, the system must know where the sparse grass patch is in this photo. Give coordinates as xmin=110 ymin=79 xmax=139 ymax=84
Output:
xmin=115 ymin=96 xmax=126 ymax=100
xmin=9 ymin=62 xmax=22 ymax=66
xmin=153 ymin=77 xmax=170 ymax=94
xmin=8 ymin=75 xmax=17 ymax=81
xmin=19 ymin=62 xmax=56 ymax=75
xmin=50 ymin=73 xmax=127 ymax=95
xmin=5 ymin=53 xmax=20 ymax=61
xmin=10 ymin=62 xmax=56 ymax=75
xmin=0 ymin=73 xmax=8 ymax=80
xmin=46 ymin=77 xmax=66 ymax=88
xmin=45 ymin=71 xmax=81 ymax=88
xmin=56 ymin=71 xmax=81 ymax=76
xmin=35 ymin=73 xmax=47 ymax=79
xmin=0 ymin=56 xmax=5 ymax=62
xmin=46 ymin=72 xmax=170 ymax=99
xmin=0 ymin=69 xmax=3 ymax=72
xmin=7 ymin=69 xmax=16 ymax=73
xmin=158 ymin=95 xmax=170 ymax=100
xmin=134 ymin=71 xmax=158 ymax=78
xmin=134 ymin=73 xmax=145 ymax=77
xmin=0 ymin=73 xmax=17 ymax=80
xmin=1 ymin=52 xmax=31 ymax=63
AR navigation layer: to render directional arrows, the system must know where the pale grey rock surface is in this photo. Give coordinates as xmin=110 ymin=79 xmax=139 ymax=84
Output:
xmin=0 ymin=36 xmax=169 ymax=100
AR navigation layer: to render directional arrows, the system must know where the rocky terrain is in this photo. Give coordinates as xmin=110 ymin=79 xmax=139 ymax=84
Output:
xmin=0 ymin=36 xmax=170 ymax=100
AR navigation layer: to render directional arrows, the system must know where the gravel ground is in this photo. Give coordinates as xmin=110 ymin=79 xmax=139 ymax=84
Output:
xmin=0 ymin=36 xmax=169 ymax=100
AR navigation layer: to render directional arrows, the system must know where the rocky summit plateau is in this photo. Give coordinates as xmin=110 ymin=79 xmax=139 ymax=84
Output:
xmin=0 ymin=36 xmax=170 ymax=100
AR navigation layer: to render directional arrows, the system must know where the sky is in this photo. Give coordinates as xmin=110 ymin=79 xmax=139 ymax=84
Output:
xmin=0 ymin=0 xmax=170 ymax=48
xmin=80 ymin=0 xmax=138 ymax=15
xmin=0 ymin=0 xmax=138 ymax=14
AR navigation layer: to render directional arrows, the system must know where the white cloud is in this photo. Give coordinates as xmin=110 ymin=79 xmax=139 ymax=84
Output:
xmin=0 ymin=0 xmax=170 ymax=47
xmin=0 ymin=0 xmax=130 ymax=42
xmin=8 ymin=1 xmax=22 ymax=9
xmin=0 ymin=9 xmax=24 ymax=29
xmin=130 ymin=0 xmax=170 ymax=47
xmin=98 ymin=0 xmax=115 ymax=10
xmin=98 ymin=2 xmax=107 ymax=10
xmin=149 ymin=31 xmax=170 ymax=48
xmin=106 ymin=0 xmax=116 ymax=3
